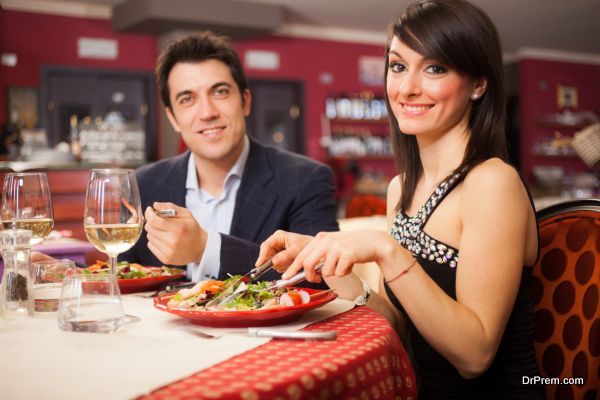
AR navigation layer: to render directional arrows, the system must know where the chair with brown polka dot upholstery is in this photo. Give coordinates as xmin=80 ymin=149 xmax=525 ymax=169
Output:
xmin=533 ymin=198 xmax=600 ymax=400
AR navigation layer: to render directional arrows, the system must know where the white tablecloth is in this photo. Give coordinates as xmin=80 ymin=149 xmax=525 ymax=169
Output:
xmin=0 ymin=295 xmax=353 ymax=400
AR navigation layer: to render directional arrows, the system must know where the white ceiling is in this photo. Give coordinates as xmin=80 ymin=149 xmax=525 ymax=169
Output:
xmin=5 ymin=0 xmax=600 ymax=56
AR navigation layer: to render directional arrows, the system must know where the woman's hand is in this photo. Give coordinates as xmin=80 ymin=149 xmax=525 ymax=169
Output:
xmin=256 ymin=230 xmax=313 ymax=273
xmin=30 ymin=251 xmax=58 ymax=263
xmin=282 ymin=229 xmax=394 ymax=282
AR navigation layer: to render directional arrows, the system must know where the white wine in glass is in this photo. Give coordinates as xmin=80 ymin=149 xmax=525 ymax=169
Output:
xmin=84 ymin=169 xmax=142 ymax=275
xmin=1 ymin=172 xmax=54 ymax=245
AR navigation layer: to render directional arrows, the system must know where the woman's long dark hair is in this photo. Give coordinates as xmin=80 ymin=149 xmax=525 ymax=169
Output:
xmin=385 ymin=0 xmax=507 ymax=211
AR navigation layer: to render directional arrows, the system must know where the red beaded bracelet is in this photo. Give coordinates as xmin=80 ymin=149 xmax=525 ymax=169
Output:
xmin=385 ymin=258 xmax=418 ymax=284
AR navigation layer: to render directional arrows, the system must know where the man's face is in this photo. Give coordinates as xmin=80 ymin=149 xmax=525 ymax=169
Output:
xmin=165 ymin=60 xmax=250 ymax=168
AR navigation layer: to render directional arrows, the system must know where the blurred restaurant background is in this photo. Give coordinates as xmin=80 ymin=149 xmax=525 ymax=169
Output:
xmin=0 ymin=0 xmax=599 ymax=240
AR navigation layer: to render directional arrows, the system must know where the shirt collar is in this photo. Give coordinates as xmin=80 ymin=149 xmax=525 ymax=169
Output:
xmin=185 ymin=135 xmax=250 ymax=190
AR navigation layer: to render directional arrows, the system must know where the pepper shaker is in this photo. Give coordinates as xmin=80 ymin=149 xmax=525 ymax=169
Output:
xmin=0 ymin=229 xmax=34 ymax=319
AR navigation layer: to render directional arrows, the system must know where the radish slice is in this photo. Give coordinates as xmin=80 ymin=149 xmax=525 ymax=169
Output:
xmin=280 ymin=293 xmax=295 ymax=307
xmin=298 ymin=290 xmax=310 ymax=304
xmin=279 ymin=292 xmax=302 ymax=307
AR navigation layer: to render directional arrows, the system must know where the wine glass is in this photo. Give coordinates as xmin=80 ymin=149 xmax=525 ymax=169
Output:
xmin=83 ymin=169 xmax=142 ymax=275
xmin=1 ymin=172 xmax=54 ymax=245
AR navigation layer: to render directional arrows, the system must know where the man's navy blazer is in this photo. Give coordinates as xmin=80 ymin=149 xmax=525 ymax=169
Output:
xmin=120 ymin=137 xmax=339 ymax=281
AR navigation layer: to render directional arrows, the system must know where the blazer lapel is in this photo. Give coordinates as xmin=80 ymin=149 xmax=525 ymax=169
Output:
xmin=230 ymin=138 xmax=277 ymax=241
xmin=147 ymin=151 xmax=189 ymax=207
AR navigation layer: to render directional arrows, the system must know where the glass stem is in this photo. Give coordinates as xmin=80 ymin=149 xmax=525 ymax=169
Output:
xmin=109 ymin=256 xmax=118 ymax=275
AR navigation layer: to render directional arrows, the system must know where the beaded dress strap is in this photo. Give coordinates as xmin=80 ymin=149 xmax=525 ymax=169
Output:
xmin=391 ymin=169 xmax=466 ymax=268
xmin=417 ymin=170 xmax=466 ymax=227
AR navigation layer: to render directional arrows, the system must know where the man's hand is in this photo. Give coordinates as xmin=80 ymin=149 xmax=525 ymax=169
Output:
xmin=144 ymin=202 xmax=207 ymax=265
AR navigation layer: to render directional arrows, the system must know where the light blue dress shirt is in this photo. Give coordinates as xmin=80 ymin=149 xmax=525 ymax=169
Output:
xmin=185 ymin=135 xmax=249 ymax=282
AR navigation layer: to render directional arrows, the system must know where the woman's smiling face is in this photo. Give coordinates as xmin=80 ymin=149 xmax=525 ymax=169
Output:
xmin=386 ymin=36 xmax=481 ymax=140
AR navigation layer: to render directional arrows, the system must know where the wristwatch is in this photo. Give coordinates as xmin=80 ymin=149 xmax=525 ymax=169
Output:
xmin=353 ymin=279 xmax=372 ymax=306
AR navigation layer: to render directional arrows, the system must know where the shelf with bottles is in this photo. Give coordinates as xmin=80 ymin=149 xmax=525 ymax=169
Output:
xmin=322 ymin=91 xmax=393 ymax=159
xmin=321 ymin=134 xmax=393 ymax=160
xmin=531 ymin=165 xmax=599 ymax=199
xmin=328 ymin=117 xmax=389 ymax=125
xmin=74 ymin=113 xmax=146 ymax=165
xmin=324 ymin=92 xmax=389 ymax=122
xmin=534 ymin=110 xmax=598 ymax=130
xmin=532 ymin=153 xmax=581 ymax=160
xmin=329 ymin=155 xmax=394 ymax=161
xmin=532 ymin=131 xmax=578 ymax=158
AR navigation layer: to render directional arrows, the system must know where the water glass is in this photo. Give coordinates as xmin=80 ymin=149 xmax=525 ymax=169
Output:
xmin=30 ymin=260 xmax=76 ymax=312
xmin=57 ymin=273 xmax=126 ymax=334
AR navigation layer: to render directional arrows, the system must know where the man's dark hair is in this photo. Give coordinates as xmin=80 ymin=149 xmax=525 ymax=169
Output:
xmin=156 ymin=31 xmax=249 ymax=111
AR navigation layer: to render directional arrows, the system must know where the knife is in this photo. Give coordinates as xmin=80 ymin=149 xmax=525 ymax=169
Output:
xmin=205 ymin=263 xmax=324 ymax=310
xmin=247 ymin=328 xmax=337 ymax=341
xmin=158 ymin=256 xmax=274 ymax=295
xmin=163 ymin=281 xmax=195 ymax=293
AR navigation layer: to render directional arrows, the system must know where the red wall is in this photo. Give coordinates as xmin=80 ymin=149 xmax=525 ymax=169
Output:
xmin=0 ymin=9 xmax=395 ymax=175
xmin=519 ymin=58 xmax=600 ymax=182
xmin=5 ymin=9 xmax=600 ymax=185
xmin=235 ymin=36 xmax=393 ymax=176
xmin=0 ymin=9 xmax=157 ymax=125
xmin=236 ymin=35 xmax=387 ymax=162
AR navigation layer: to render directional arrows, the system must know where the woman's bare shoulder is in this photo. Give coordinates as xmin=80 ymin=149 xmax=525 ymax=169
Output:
xmin=462 ymin=158 xmax=528 ymax=209
xmin=463 ymin=158 xmax=522 ymax=193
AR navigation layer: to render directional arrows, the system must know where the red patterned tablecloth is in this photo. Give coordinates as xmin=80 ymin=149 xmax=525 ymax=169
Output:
xmin=141 ymin=306 xmax=417 ymax=400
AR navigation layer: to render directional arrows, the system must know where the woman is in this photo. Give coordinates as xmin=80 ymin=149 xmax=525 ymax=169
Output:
xmin=256 ymin=0 xmax=543 ymax=398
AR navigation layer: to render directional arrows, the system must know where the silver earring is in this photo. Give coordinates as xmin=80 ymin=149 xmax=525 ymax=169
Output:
xmin=472 ymin=93 xmax=479 ymax=100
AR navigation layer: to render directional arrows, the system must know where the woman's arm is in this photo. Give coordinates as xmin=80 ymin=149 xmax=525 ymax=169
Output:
xmin=254 ymin=175 xmax=405 ymax=328
xmin=255 ymin=229 xmax=401 ymax=326
xmin=380 ymin=160 xmax=534 ymax=377
xmin=285 ymin=161 xmax=535 ymax=378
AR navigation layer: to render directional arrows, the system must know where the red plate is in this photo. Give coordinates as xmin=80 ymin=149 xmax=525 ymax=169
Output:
xmin=153 ymin=288 xmax=337 ymax=327
xmin=118 ymin=273 xmax=185 ymax=294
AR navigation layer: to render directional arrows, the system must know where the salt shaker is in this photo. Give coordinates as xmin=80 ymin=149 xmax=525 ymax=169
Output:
xmin=0 ymin=229 xmax=34 ymax=319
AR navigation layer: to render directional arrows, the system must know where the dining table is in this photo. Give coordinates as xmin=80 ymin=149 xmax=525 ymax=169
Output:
xmin=0 ymin=292 xmax=417 ymax=400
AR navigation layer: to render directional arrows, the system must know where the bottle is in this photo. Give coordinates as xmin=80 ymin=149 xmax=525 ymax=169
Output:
xmin=350 ymin=93 xmax=364 ymax=120
xmin=69 ymin=115 xmax=81 ymax=161
xmin=336 ymin=94 xmax=352 ymax=120
xmin=325 ymin=97 xmax=337 ymax=119
xmin=0 ymin=229 xmax=34 ymax=319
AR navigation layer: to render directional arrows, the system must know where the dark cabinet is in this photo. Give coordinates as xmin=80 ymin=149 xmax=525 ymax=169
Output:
xmin=40 ymin=66 xmax=157 ymax=161
xmin=246 ymin=79 xmax=304 ymax=154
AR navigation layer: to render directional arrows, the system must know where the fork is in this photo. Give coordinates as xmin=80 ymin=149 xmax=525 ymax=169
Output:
xmin=137 ymin=281 xmax=195 ymax=298
xmin=205 ymin=264 xmax=324 ymax=310
xmin=203 ymin=257 xmax=275 ymax=308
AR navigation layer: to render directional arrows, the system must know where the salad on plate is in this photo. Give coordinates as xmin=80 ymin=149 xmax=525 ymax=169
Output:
xmin=166 ymin=275 xmax=312 ymax=311
xmin=85 ymin=260 xmax=184 ymax=279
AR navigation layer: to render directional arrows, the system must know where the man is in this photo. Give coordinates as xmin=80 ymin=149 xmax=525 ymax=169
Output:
xmin=119 ymin=31 xmax=338 ymax=282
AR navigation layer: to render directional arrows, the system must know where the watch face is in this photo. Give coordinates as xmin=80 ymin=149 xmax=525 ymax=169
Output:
xmin=354 ymin=292 xmax=369 ymax=306
xmin=354 ymin=280 xmax=372 ymax=306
